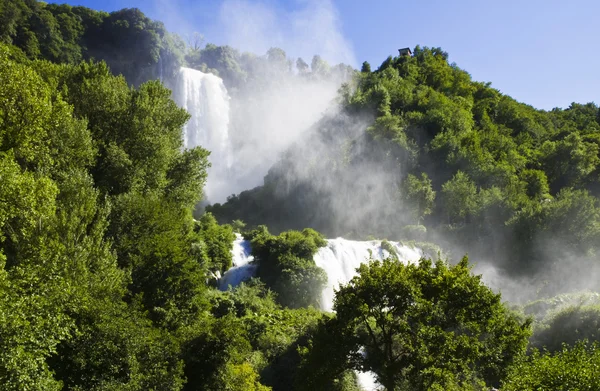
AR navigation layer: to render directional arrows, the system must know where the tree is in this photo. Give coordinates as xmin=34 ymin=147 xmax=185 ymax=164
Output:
xmin=521 ymin=169 xmax=551 ymax=200
xmin=193 ymin=44 xmax=246 ymax=87
xmin=195 ymin=212 xmax=236 ymax=274
xmin=266 ymin=47 xmax=287 ymax=72
xmin=185 ymin=31 xmax=204 ymax=69
xmin=84 ymin=8 xmax=165 ymax=85
xmin=0 ymin=261 xmax=72 ymax=391
xmin=0 ymin=0 xmax=24 ymax=45
xmin=187 ymin=31 xmax=204 ymax=53
xmin=531 ymin=304 xmax=600 ymax=352
xmin=49 ymin=300 xmax=185 ymax=391
xmin=540 ymin=132 xmax=600 ymax=191
xmin=361 ymin=61 xmax=371 ymax=73
xmin=310 ymin=54 xmax=329 ymax=77
xmin=52 ymin=60 xmax=207 ymax=201
xmin=333 ymin=257 xmax=531 ymax=390
xmin=108 ymin=192 xmax=207 ymax=329
xmin=441 ymin=171 xmax=479 ymax=225
xmin=502 ymin=342 xmax=600 ymax=391
xmin=181 ymin=315 xmax=264 ymax=391
xmin=296 ymin=57 xmax=308 ymax=73
xmin=250 ymin=227 xmax=327 ymax=308
xmin=296 ymin=316 xmax=363 ymax=391
xmin=403 ymin=173 xmax=436 ymax=224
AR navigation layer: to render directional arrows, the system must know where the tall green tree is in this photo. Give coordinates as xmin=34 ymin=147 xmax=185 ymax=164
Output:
xmin=195 ymin=212 xmax=236 ymax=274
xmin=403 ymin=173 xmax=436 ymax=224
xmin=250 ymin=227 xmax=327 ymax=308
xmin=333 ymin=257 xmax=531 ymax=390
xmin=441 ymin=171 xmax=479 ymax=225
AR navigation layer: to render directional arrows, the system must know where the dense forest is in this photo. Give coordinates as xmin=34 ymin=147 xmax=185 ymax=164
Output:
xmin=1 ymin=1 xmax=599 ymax=390
xmin=210 ymin=48 xmax=600 ymax=294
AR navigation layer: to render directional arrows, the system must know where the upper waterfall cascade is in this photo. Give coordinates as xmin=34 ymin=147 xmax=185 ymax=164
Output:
xmin=176 ymin=67 xmax=232 ymax=201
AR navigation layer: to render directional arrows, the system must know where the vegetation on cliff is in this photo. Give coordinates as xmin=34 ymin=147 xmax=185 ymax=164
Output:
xmin=0 ymin=2 xmax=598 ymax=389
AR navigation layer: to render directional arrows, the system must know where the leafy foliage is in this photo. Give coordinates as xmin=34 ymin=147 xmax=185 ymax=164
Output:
xmin=1 ymin=1 xmax=186 ymax=85
xmin=212 ymin=46 xmax=600 ymax=287
xmin=49 ymin=300 xmax=185 ymax=391
xmin=0 ymin=40 xmax=209 ymax=387
xmin=531 ymin=303 xmax=600 ymax=352
xmin=403 ymin=172 xmax=436 ymax=223
xmin=208 ymin=282 xmax=326 ymax=391
xmin=195 ymin=212 xmax=236 ymax=274
xmin=502 ymin=342 xmax=600 ymax=391
xmin=248 ymin=227 xmax=327 ymax=308
xmin=331 ymin=257 xmax=531 ymax=390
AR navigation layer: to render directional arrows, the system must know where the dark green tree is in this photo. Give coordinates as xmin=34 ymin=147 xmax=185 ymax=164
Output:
xmin=403 ymin=172 xmax=436 ymax=224
xmin=195 ymin=212 xmax=236 ymax=274
xmin=502 ymin=342 xmax=600 ymax=391
xmin=250 ymin=227 xmax=327 ymax=308
xmin=296 ymin=57 xmax=309 ymax=73
xmin=361 ymin=61 xmax=371 ymax=73
xmin=333 ymin=257 xmax=531 ymax=390
xmin=531 ymin=304 xmax=600 ymax=352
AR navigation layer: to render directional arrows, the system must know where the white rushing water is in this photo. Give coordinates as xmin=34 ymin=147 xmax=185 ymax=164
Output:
xmin=218 ymin=234 xmax=257 ymax=290
xmin=314 ymin=238 xmax=423 ymax=311
xmin=220 ymin=236 xmax=423 ymax=309
xmin=176 ymin=67 xmax=232 ymax=202
xmin=219 ymin=237 xmax=422 ymax=391
xmin=174 ymin=66 xmax=347 ymax=203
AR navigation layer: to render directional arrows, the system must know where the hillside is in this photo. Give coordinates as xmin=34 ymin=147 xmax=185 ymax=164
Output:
xmin=210 ymin=48 xmax=600 ymax=287
xmin=1 ymin=1 xmax=599 ymax=390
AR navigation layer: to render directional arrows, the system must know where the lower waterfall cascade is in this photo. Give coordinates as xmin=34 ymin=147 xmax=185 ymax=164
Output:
xmin=313 ymin=238 xmax=423 ymax=311
xmin=218 ymin=234 xmax=257 ymax=290
xmin=219 ymin=235 xmax=423 ymax=391
xmin=220 ymin=236 xmax=423 ymax=310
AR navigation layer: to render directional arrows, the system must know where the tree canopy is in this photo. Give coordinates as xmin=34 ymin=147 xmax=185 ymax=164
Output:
xmin=325 ymin=257 xmax=530 ymax=390
xmin=210 ymin=45 xmax=600 ymax=287
xmin=0 ymin=3 xmax=599 ymax=390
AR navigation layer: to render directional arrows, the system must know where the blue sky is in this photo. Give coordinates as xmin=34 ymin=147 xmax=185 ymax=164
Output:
xmin=51 ymin=0 xmax=599 ymax=110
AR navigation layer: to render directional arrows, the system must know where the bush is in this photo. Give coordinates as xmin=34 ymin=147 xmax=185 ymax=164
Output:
xmin=195 ymin=212 xmax=236 ymax=274
xmin=531 ymin=304 xmax=600 ymax=351
xmin=401 ymin=224 xmax=427 ymax=240
xmin=502 ymin=342 xmax=600 ymax=391
xmin=249 ymin=227 xmax=327 ymax=308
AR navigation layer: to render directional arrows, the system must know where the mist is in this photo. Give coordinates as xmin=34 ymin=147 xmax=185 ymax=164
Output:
xmin=219 ymin=0 xmax=356 ymax=201
xmin=160 ymin=0 xmax=600 ymax=309
xmin=168 ymin=0 xmax=356 ymax=202
xmin=223 ymin=67 xmax=346 ymax=201
xmin=219 ymin=0 xmax=356 ymax=66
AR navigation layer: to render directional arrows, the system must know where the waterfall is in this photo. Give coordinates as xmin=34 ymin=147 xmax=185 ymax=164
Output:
xmin=219 ymin=237 xmax=421 ymax=391
xmin=220 ymin=237 xmax=423 ymax=309
xmin=219 ymin=237 xmax=421 ymax=390
xmin=314 ymin=238 xmax=423 ymax=312
xmin=219 ymin=234 xmax=257 ymax=290
xmin=176 ymin=67 xmax=232 ymax=202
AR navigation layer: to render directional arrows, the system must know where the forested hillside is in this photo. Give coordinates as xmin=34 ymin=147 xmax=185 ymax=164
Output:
xmin=0 ymin=1 xmax=599 ymax=390
xmin=210 ymin=47 xmax=600 ymax=289
xmin=0 ymin=0 xmax=353 ymax=89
